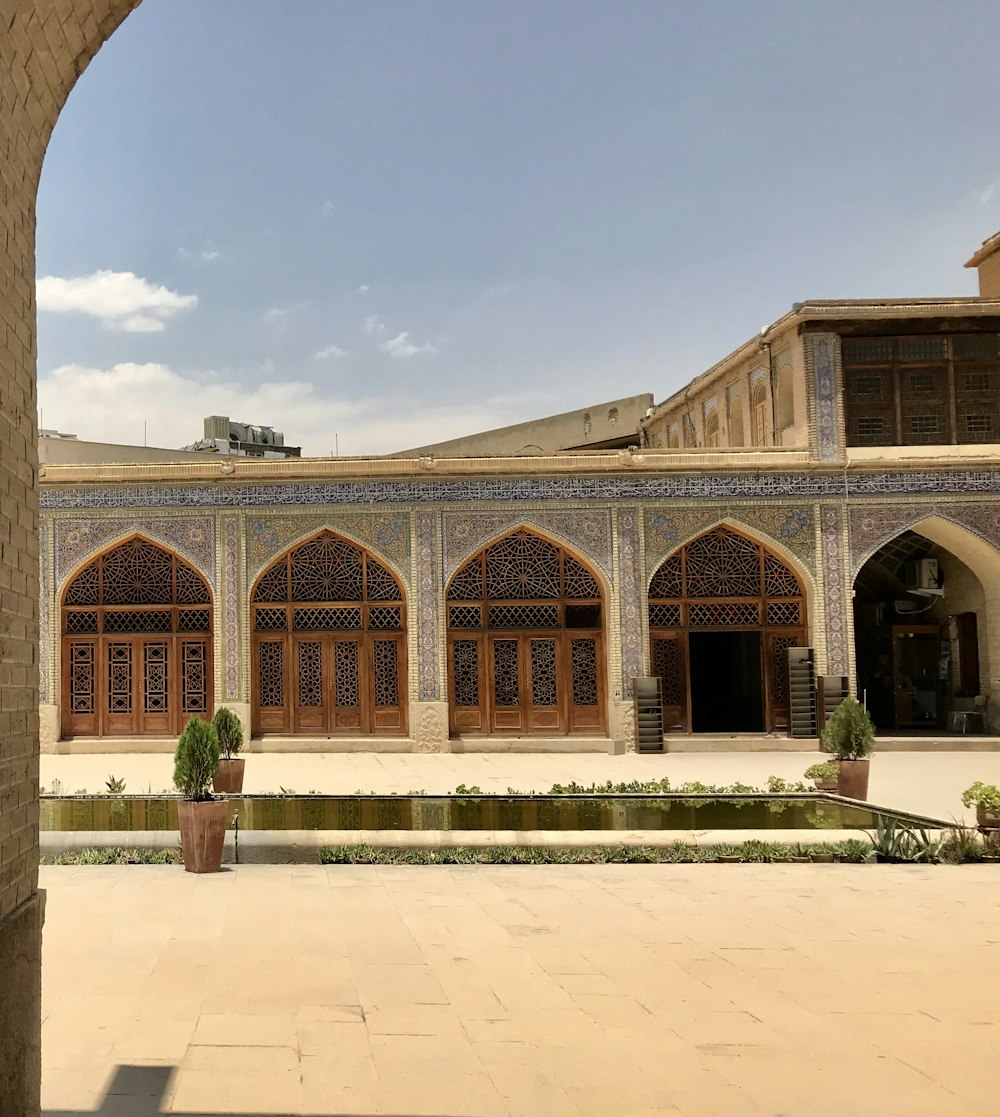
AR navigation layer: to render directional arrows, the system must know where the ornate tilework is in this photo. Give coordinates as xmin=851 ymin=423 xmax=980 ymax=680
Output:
xmin=821 ymin=505 xmax=847 ymax=676
xmin=416 ymin=511 xmax=439 ymax=701
xmin=617 ymin=508 xmax=643 ymax=698
xmin=41 ymin=469 xmax=1000 ymax=511
xmin=38 ymin=526 xmax=49 ymax=704
xmin=810 ymin=333 xmax=839 ymax=461
xmin=644 ymin=505 xmax=815 ymax=576
xmin=224 ymin=519 xmax=239 ymax=701
xmin=849 ymin=502 xmax=1000 ymax=575
xmin=53 ymin=517 xmax=216 ymax=589
xmin=246 ymin=513 xmax=410 ymax=575
xmin=749 ymin=366 xmax=768 ymax=388
xmin=442 ymin=510 xmax=613 ymax=586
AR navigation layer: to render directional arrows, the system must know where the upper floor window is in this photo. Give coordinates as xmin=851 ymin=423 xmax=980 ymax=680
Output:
xmin=726 ymin=382 xmax=745 ymax=447
xmin=843 ymin=333 xmax=1000 ymax=447
xmin=682 ymin=413 xmax=697 ymax=448
xmin=750 ymin=380 xmax=769 ymax=446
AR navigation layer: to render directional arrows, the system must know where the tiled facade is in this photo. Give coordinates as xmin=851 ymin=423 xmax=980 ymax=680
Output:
xmin=36 ymin=454 xmax=1000 ymax=752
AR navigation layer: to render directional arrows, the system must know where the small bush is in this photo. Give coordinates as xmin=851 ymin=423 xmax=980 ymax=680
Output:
xmin=212 ymin=707 xmax=244 ymax=760
xmin=821 ymin=697 xmax=875 ymax=760
xmin=961 ymin=781 xmax=1000 ymax=811
xmin=49 ymin=847 xmax=180 ymax=865
xmin=173 ymin=717 xmax=220 ymax=801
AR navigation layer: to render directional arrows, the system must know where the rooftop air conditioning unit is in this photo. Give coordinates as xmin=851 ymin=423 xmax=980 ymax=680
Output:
xmin=903 ymin=558 xmax=943 ymax=597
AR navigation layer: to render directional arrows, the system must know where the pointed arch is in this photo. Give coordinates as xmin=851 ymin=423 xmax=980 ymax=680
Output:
xmin=250 ymin=530 xmax=407 ymax=736
xmin=850 ymin=506 xmax=1000 ymax=580
xmin=443 ymin=513 xmax=614 ymax=590
xmin=646 ymin=516 xmax=814 ymax=599
xmin=60 ymin=535 xmax=213 ymax=738
xmin=646 ymin=524 xmax=808 ymax=734
xmin=446 ymin=527 xmax=606 ymax=737
xmin=248 ymin=522 xmax=410 ymax=594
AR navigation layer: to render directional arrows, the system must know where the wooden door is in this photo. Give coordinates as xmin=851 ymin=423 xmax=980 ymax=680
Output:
xmin=651 ymin=633 xmax=687 ymax=731
xmin=526 ymin=636 xmax=560 ymax=731
xmin=104 ymin=639 xmax=137 ymax=734
xmin=568 ymin=635 xmax=604 ymax=732
xmin=293 ymin=637 xmax=326 ymax=733
xmin=138 ymin=639 xmax=171 ymax=735
xmin=489 ymin=636 xmax=524 ymax=732
xmin=371 ymin=636 xmax=406 ymax=733
xmin=64 ymin=639 xmax=98 ymax=736
xmin=449 ymin=635 xmax=485 ymax=733
xmin=255 ymin=636 xmax=289 ymax=733
xmin=765 ymin=632 xmax=803 ymax=732
xmin=331 ymin=637 xmax=363 ymax=731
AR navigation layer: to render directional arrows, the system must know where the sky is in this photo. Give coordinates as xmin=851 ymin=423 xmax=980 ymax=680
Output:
xmin=35 ymin=0 xmax=1000 ymax=457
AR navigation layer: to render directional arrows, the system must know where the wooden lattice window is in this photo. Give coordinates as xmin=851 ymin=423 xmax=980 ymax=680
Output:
xmin=60 ymin=537 xmax=213 ymax=737
xmin=62 ymin=537 xmax=211 ymax=634
xmin=447 ymin=529 xmax=605 ymax=736
xmin=750 ymin=381 xmax=769 ymax=446
xmin=252 ymin=531 xmax=404 ymax=631
xmin=647 ymin=526 xmax=804 ymax=623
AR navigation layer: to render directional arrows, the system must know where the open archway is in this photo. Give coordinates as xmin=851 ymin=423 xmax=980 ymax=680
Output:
xmin=250 ymin=531 xmax=407 ymax=736
xmin=446 ymin=528 xmax=606 ymax=736
xmin=647 ymin=525 xmax=808 ymax=733
xmin=853 ymin=517 xmax=998 ymax=733
xmin=60 ymin=535 xmax=212 ymax=737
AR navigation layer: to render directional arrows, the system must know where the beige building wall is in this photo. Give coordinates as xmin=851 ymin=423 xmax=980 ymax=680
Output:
xmin=39 ymin=437 xmax=207 ymax=466
xmin=966 ymin=231 xmax=1000 ymax=298
xmin=399 ymin=394 xmax=654 ymax=457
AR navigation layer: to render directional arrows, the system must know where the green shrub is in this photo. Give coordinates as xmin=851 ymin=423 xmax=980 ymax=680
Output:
xmin=50 ymin=847 xmax=180 ymax=865
xmin=173 ymin=717 xmax=220 ymax=801
xmin=961 ymin=781 xmax=1000 ymax=811
xmin=804 ymin=762 xmax=839 ymax=782
xmin=821 ymin=697 xmax=875 ymax=760
xmin=212 ymin=707 xmax=244 ymax=760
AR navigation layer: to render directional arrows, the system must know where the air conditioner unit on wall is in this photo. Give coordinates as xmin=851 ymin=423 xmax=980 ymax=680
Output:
xmin=903 ymin=558 xmax=943 ymax=597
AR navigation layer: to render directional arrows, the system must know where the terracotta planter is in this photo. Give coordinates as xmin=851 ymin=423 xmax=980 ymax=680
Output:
xmin=814 ymin=778 xmax=839 ymax=793
xmin=177 ymin=799 xmax=229 ymax=873
xmin=836 ymin=759 xmax=871 ymax=801
xmin=213 ymin=758 xmax=246 ymax=794
xmin=976 ymin=805 xmax=1000 ymax=831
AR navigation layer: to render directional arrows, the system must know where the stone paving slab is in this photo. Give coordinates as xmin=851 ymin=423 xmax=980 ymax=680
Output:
xmin=40 ymin=863 xmax=1000 ymax=1117
xmin=40 ymin=749 xmax=1000 ymax=824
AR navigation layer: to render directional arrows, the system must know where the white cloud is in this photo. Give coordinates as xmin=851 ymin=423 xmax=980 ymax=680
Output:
xmin=320 ymin=200 xmax=335 ymax=217
xmin=314 ymin=343 xmax=347 ymax=360
xmin=38 ymin=361 xmax=497 ymax=457
xmin=980 ymin=184 xmax=995 ymax=205
xmin=36 ymin=270 xmax=197 ymax=333
xmin=357 ymin=284 xmax=370 ymax=294
xmin=262 ymin=302 xmax=307 ymax=324
xmin=362 ymin=314 xmax=385 ymax=336
xmin=200 ymin=249 xmax=221 ymax=262
xmin=379 ymin=331 xmax=438 ymax=359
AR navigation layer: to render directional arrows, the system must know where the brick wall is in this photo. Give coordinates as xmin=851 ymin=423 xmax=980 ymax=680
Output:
xmin=0 ymin=3 xmax=138 ymax=1111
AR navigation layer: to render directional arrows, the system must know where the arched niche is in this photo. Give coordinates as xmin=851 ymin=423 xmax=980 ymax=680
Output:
xmin=249 ymin=531 xmax=408 ymax=736
xmin=445 ymin=527 xmax=606 ymax=736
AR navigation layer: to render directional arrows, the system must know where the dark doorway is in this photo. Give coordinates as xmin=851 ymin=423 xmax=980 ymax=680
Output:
xmin=688 ymin=631 xmax=763 ymax=732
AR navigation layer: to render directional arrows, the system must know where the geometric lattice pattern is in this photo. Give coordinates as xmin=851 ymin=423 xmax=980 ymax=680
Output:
xmin=530 ymin=639 xmax=558 ymax=706
xmin=452 ymin=639 xmax=480 ymax=707
xmin=648 ymin=526 xmax=804 ymax=630
xmin=570 ymin=638 xmax=598 ymax=707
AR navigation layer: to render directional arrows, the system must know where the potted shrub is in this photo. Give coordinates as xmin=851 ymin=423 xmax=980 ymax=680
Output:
xmin=174 ymin=716 xmax=228 ymax=873
xmin=961 ymin=782 xmax=1000 ymax=831
xmin=804 ymin=761 xmax=839 ymax=792
xmin=821 ymin=697 xmax=875 ymax=800
xmin=212 ymin=707 xmax=246 ymax=794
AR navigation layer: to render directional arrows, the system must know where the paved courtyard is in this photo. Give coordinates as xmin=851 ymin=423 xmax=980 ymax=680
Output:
xmin=41 ymin=863 xmax=1000 ymax=1117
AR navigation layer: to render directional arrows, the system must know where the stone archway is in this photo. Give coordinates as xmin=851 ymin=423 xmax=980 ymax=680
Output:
xmin=1 ymin=7 xmax=141 ymax=1111
xmin=646 ymin=524 xmax=809 ymax=734
xmin=852 ymin=516 xmax=1000 ymax=733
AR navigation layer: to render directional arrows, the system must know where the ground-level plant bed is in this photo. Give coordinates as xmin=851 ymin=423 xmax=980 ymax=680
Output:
xmin=316 ymin=840 xmax=874 ymax=865
xmin=41 ymin=847 xmax=180 ymax=865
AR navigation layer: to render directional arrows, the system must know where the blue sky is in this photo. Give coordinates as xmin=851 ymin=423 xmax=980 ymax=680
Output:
xmin=35 ymin=0 xmax=1000 ymax=456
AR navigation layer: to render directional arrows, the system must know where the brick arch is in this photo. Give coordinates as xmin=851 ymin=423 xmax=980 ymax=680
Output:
xmin=850 ymin=504 xmax=1000 ymax=579
xmin=1 ymin=7 xmax=145 ymax=1109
